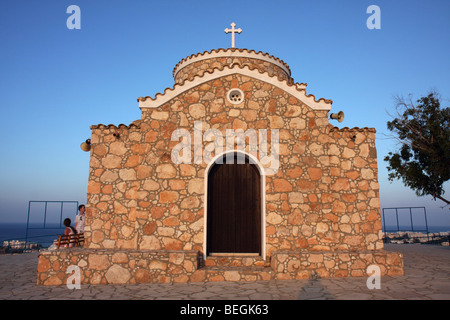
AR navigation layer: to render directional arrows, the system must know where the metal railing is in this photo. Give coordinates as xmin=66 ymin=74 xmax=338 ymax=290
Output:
xmin=381 ymin=207 xmax=429 ymax=242
xmin=24 ymin=200 xmax=79 ymax=250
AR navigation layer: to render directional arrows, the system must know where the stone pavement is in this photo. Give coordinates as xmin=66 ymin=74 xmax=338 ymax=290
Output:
xmin=0 ymin=244 xmax=449 ymax=300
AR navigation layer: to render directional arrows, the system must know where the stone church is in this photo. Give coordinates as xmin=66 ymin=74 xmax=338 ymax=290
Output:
xmin=37 ymin=26 xmax=404 ymax=285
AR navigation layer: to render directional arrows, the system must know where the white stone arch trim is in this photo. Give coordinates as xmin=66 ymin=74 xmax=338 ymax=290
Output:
xmin=173 ymin=48 xmax=292 ymax=79
xmin=203 ymin=150 xmax=266 ymax=260
xmin=138 ymin=64 xmax=332 ymax=111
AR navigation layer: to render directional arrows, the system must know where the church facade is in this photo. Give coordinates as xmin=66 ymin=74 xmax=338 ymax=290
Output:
xmin=37 ymin=47 xmax=404 ymax=285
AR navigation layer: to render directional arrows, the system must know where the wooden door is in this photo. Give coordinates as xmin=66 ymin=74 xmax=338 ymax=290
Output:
xmin=207 ymin=154 xmax=261 ymax=255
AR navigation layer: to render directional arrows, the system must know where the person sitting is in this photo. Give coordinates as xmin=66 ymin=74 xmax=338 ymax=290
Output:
xmin=63 ymin=218 xmax=77 ymax=248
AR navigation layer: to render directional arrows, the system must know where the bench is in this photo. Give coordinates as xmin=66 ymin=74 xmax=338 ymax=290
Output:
xmin=56 ymin=233 xmax=84 ymax=249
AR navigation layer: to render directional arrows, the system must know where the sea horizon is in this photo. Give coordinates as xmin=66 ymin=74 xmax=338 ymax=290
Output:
xmin=1 ymin=222 xmax=449 ymax=248
xmin=0 ymin=222 xmax=67 ymax=247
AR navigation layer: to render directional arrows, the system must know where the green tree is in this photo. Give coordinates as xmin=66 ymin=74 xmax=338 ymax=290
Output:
xmin=384 ymin=92 xmax=450 ymax=206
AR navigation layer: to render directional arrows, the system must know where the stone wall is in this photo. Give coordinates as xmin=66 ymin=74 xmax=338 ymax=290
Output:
xmin=37 ymin=248 xmax=403 ymax=285
xmin=86 ymin=72 xmax=384 ymax=256
xmin=37 ymin=248 xmax=201 ymax=285
xmin=36 ymin=51 xmax=403 ymax=285
xmin=272 ymin=250 xmax=404 ymax=279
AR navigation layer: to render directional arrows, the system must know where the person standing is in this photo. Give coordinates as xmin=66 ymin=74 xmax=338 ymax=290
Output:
xmin=74 ymin=204 xmax=86 ymax=233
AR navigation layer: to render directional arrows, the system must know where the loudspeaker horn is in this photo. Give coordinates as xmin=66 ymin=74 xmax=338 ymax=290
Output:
xmin=330 ymin=111 xmax=345 ymax=123
xmin=80 ymin=139 xmax=91 ymax=152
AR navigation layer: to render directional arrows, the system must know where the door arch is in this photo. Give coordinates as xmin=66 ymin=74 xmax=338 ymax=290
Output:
xmin=206 ymin=152 xmax=263 ymax=256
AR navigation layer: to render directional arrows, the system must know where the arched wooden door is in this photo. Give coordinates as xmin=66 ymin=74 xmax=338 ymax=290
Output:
xmin=207 ymin=153 xmax=261 ymax=255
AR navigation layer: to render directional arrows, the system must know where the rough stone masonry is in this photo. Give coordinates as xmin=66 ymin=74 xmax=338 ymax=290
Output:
xmin=37 ymin=48 xmax=403 ymax=285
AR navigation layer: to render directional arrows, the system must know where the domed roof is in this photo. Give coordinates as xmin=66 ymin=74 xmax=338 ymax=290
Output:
xmin=173 ymin=48 xmax=292 ymax=85
xmin=138 ymin=47 xmax=333 ymax=111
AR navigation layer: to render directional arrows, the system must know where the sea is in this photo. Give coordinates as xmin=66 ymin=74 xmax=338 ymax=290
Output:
xmin=1 ymin=222 xmax=449 ymax=249
xmin=0 ymin=223 xmax=67 ymax=248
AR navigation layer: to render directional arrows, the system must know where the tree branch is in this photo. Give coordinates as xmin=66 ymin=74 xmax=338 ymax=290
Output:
xmin=435 ymin=194 xmax=450 ymax=208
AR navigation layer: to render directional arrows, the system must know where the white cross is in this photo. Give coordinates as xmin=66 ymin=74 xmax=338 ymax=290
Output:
xmin=224 ymin=22 xmax=242 ymax=48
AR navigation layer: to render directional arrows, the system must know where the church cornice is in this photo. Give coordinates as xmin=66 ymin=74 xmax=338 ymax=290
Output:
xmin=172 ymin=48 xmax=292 ymax=79
xmin=90 ymin=120 xmax=141 ymax=130
xmin=138 ymin=64 xmax=332 ymax=111
xmin=328 ymin=125 xmax=376 ymax=133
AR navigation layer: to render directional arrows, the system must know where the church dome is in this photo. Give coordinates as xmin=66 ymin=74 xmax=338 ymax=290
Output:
xmin=172 ymin=48 xmax=292 ymax=85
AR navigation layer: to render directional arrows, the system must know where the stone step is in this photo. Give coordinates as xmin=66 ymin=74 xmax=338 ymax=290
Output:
xmin=203 ymin=255 xmax=271 ymax=268
xmin=197 ymin=265 xmax=274 ymax=282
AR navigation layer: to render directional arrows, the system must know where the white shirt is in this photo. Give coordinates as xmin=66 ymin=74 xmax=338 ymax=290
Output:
xmin=75 ymin=214 xmax=85 ymax=233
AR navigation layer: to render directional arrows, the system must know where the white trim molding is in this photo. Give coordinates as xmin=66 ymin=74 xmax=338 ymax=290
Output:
xmin=139 ymin=65 xmax=332 ymax=111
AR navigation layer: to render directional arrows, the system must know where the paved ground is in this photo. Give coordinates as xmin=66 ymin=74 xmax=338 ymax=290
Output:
xmin=0 ymin=244 xmax=449 ymax=300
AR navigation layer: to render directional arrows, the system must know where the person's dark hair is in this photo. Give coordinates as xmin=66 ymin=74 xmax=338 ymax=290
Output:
xmin=63 ymin=218 xmax=77 ymax=234
xmin=78 ymin=204 xmax=85 ymax=211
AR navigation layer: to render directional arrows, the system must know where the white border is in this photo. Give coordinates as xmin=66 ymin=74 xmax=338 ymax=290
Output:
xmin=203 ymin=150 xmax=266 ymax=261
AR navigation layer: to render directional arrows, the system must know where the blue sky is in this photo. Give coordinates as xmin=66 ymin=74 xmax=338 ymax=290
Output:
xmin=0 ymin=0 xmax=449 ymax=228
